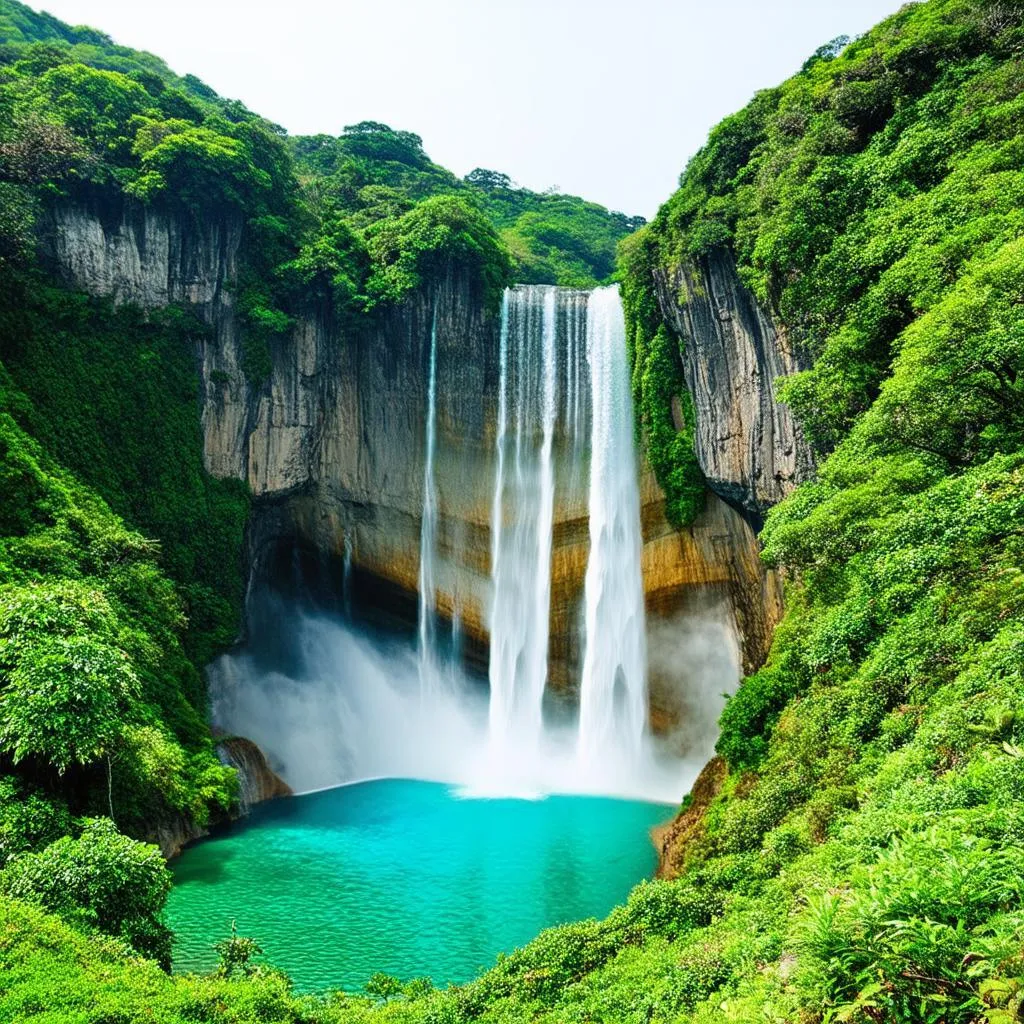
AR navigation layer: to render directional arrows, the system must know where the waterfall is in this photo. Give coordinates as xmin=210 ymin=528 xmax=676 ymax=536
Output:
xmin=577 ymin=286 xmax=648 ymax=762
xmin=488 ymin=286 xmax=559 ymax=747
xmin=487 ymin=284 xmax=648 ymax=765
xmin=342 ymin=534 xmax=353 ymax=618
xmin=212 ymin=283 xmax=712 ymax=804
xmin=418 ymin=304 xmax=441 ymax=693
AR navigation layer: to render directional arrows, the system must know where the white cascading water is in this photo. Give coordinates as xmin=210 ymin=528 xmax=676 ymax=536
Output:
xmin=487 ymin=286 xmax=558 ymax=749
xmin=417 ymin=304 xmax=441 ymax=693
xmin=208 ymin=283 xmax=739 ymax=804
xmin=342 ymin=534 xmax=353 ymax=618
xmin=577 ymin=286 xmax=649 ymax=764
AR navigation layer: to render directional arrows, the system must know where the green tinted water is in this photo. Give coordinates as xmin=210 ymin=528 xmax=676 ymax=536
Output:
xmin=167 ymin=778 xmax=670 ymax=992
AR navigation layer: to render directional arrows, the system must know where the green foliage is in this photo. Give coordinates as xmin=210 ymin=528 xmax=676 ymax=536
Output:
xmin=363 ymin=193 xmax=510 ymax=310
xmin=290 ymin=122 xmax=641 ymax=292
xmin=638 ymin=0 xmax=1024 ymax=454
xmin=0 ymin=895 xmax=316 ymax=1023
xmin=795 ymin=829 xmax=1024 ymax=1023
xmin=715 ymin=661 xmax=802 ymax=771
xmin=2 ymin=1 xmax=1022 ymax=1022
xmin=34 ymin=63 xmax=149 ymax=162
xmin=620 ymin=228 xmax=705 ymax=526
xmin=596 ymin=2 xmax=1024 ymax=1022
xmin=214 ymin=920 xmax=265 ymax=979
xmin=1 ymin=818 xmax=173 ymax=965
xmin=127 ymin=117 xmax=273 ymax=211
xmin=0 ymin=369 xmax=235 ymax=835
xmin=0 ymin=776 xmax=70 ymax=867
xmin=365 ymin=973 xmax=403 ymax=1002
xmin=0 ymin=588 xmax=141 ymax=773
xmin=0 ymin=273 xmax=249 ymax=666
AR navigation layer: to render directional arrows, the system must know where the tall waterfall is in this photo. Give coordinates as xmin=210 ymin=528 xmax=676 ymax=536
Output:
xmin=487 ymin=284 xmax=648 ymax=762
xmin=488 ymin=287 xmax=560 ymax=747
xmin=418 ymin=305 xmax=440 ymax=693
xmin=210 ymin=282 xmax=735 ymax=805
xmin=577 ymin=286 xmax=648 ymax=762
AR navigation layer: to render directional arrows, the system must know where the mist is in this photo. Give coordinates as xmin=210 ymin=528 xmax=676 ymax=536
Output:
xmin=208 ymin=591 xmax=740 ymax=805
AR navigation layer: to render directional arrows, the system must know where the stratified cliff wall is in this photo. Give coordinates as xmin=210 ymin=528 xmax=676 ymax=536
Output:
xmin=653 ymin=247 xmax=815 ymax=522
xmin=42 ymin=198 xmax=779 ymax=732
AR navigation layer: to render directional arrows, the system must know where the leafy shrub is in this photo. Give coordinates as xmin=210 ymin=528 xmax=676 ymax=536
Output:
xmin=1 ymin=817 xmax=173 ymax=965
xmin=0 ymin=776 xmax=70 ymax=866
xmin=363 ymin=194 xmax=510 ymax=310
xmin=716 ymin=663 xmax=803 ymax=771
xmin=612 ymin=879 xmax=723 ymax=940
xmin=795 ymin=828 xmax=1024 ymax=1023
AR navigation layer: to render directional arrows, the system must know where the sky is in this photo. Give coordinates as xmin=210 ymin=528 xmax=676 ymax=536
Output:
xmin=29 ymin=0 xmax=904 ymax=218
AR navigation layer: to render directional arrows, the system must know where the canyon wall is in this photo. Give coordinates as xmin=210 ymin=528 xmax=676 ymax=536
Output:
xmin=653 ymin=246 xmax=815 ymax=523
xmin=43 ymin=200 xmax=782 ymax=735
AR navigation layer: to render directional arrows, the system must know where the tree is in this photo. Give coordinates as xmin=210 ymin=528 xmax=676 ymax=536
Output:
xmin=801 ymin=34 xmax=851 ymax=73
xmin=366 ymin=972 xmax=403 ymax=1002
xmin=363 ymin=193 xmax=511 ymax=309
xmin=35 ymin=62 xmax=150 ymax=160
xmin=341 ymin=121 xmax=427 ymax=167
xmin=0 ymin=583 xmax=141 ymax=775
xmin=128 ymin=117 xmax=271 ymax=210
xmin=0 ymin=818 xmax=173 ymax=966
xmin=0 ymin=114 xmax=81 ymax=184
xmin=465 ymin=168 xmax=513 ymax=191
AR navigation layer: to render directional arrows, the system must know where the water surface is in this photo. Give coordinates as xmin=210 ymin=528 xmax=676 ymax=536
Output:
xmin=168 ymin=778 xmax=670 ymax=991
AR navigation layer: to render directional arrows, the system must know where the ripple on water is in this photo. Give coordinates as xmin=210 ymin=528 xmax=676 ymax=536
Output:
xmin=167 ymin=778 xmax=671 ymax=992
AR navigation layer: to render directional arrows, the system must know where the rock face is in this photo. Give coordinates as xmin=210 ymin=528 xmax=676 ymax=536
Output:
xmin=42 ymin=198 xmax=783 ymax=737
xmin=146 ymin=815 xmax=209 ymax=860
xmin=651 ymin=755 xmax=727 ymax=879
xmin=653 ymin=247 xmax=815 ymax=523
xmin=216 ymin=736 xmax=292 ymax=811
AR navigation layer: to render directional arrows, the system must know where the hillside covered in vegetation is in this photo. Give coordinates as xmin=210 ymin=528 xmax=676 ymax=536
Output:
xmin=0 ymin=0 xmax=639 ymax=1014
xmin=2 ymin=0 xmax=1024 ymax=1022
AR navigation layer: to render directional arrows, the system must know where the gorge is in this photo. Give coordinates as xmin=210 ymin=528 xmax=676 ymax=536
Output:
xmin=35 ymin=193 xmax=777 ymax=809
xmin=1 ymin=1 xmax=1022 ymax=1022
xmin=167 ymin=277 xmax=751 ymax=986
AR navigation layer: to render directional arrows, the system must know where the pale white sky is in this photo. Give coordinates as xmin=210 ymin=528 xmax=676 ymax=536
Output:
xmin=29 ymin=0 xmax=903 ymax=217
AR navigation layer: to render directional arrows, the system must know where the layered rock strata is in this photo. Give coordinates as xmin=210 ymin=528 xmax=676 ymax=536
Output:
xmin=653 ymin=246 xmax=815 ymax=523
xmin=43 ymin=199 xmax=783 ymax=736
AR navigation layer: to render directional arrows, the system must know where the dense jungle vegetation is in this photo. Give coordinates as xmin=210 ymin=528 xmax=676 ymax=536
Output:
xmin=2 ymin=0 xmax=1024 ymax=1022
xmin=0 ymin=0 xmax=638 ymax=1015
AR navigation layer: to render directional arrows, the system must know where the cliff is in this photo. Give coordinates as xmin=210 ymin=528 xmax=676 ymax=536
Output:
xmin=653 ymin=247 xmax=815 ymax=523
xmin=42 ymin=198 xmax=780 ymax=737
xmin=216 ymin=737 xmax=292 ymax=812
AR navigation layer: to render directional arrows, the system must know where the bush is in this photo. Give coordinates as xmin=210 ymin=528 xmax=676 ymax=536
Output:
xmin=612 ymin=879 xmax=723 ymax=940
xmin=1 ymin=817 xmax=173 ymax=966
xmin=716 ymin=664 xmax=802 ymax=771
xmin=0 ymin=776 xmax=71 ymax=867
xmin=795 ymin=828 xmax=1024 ymax=1023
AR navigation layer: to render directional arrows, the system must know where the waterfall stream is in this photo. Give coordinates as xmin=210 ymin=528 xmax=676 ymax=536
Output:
xmin=417 ymin=304 xmax=441 ymax=694
xmin=486 ymin=285 xmax=648 ymax=764
xmin=487 ymin=286 xmax=559 ymax=748
xmin=577 ymin=286 xmax=648 ymax=763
